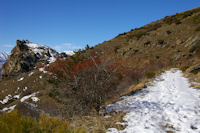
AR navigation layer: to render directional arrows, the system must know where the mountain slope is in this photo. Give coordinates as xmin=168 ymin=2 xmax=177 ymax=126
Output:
xmin=1 ymin=40 xmax=59 ymax=78
xmin=0 ymin=7 xmax=200 ymax=132
xmin=94 ymin=7 xmax=200 ymax=71
xmin=0 ymin=52 xmax=8 ymax=62
xmin=0 ymin=52 xmax=8 ymax=76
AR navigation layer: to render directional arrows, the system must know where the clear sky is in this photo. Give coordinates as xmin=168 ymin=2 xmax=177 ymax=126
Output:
xmin=0 ymin=0 xmax=199 ymax=52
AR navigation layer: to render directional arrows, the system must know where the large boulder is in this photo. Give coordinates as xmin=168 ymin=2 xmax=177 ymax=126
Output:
xmin=1 ymin=40 xmax=59 ymax=79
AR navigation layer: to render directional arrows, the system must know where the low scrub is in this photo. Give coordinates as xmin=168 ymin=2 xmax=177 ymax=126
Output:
xmin=180 ymin=66 xmax=189 ymax=72
xmin=45 ymin=50 xmax=124 ymax=116
xmin=195 ymin=26 xmax=200 ymax=31
xmin=0 ymin=110 xmax=85 ymax=133
xmin=190 ymin=14 xmax=200 ymax=24
xmin=145 ymin=71 xmax=156 ymax=79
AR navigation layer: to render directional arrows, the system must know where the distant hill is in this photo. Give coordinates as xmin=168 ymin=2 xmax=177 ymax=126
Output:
xmin=0 ymin=52 xmax=8 ymax=62
xmin=61 ymin=51 xmax=74 ymax=56
xmin=0 ymin=52 xmax=8 ymax=76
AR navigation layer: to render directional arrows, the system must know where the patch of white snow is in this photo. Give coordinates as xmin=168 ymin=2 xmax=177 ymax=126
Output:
xmin=1 ymin=105 xmax=16 ymax=113
xmin=28 ymin=72 xmax=34 ymax=77
xmin=62 ymin=51 xmax=75 ymax=56
xmin=0 ymin=94 xmax=12 ymax=104
xmin=17 ymin=77 xmax=24 ymax=81
xmin=23 ymin=87 xmax=28 ymax=91
xmin=106 ymin=69 xmax=200 ymax=133
xmin=39 ymin=68 xmax=47 ymax=73
xmin=13 ymin=94 xmax=20 ymax=99
xmin=20 ymin=92 xmax=38 ymax=102
xmin=31 ymin=97 xmax=40 ymax=102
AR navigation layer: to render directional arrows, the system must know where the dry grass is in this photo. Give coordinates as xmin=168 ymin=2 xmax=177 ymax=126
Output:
xmin=71 ymin=110 xmax=126 ymax=133
xmin=128 ymin=82 xmax=146 ymax=93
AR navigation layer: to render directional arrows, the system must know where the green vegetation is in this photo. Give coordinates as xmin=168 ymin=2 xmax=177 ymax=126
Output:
xmin=134 ymin=32 xmax=147 ymax=39
xmin=190 ymin=14 xmax=200 ymax=24
xmin=45 ymin=49 xmax=123 ymax=115
xmin=148 ymin=23 xmax=162 ymax=31
xmin=189 ymin=40 xmax=200 ymax=53
xmin=0 ymin=110 xmax=85 ymax=133
xmin=49 ymin=88 xmax=60 ymax=98
xmin=163 ymin=8 xmax=200 ymax=25
xmin=180 ymin=66 xmax=189 ymax=72
xmin=118 ymin=32 xmax=127 ymax=37
xmin=195 ymin=26 xmax=200 ymax=31
xmin=163 ymin=15 xmax=182 ymax=25
xmin=85 ymin=44 xmax=90 ymax=50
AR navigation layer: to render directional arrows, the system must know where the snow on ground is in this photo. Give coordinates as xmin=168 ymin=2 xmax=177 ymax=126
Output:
xmin=106 ymin=69 xmax=200 ymax=133
xmin=20 ymin=92 xmax=39 ymax=102
xmin=0 ymin=94 xmax=12 ymax=104
xmin=28 ymin=72 xmax=34 ymax=77
xmin=1 ymin=105 xmax=16 ymax=113
xmin=0 ymin=52 xmax=8 ymax=62
xmin=17 ymin=77 xmax=24 ymax=81
xmin=25 ymin=42 xmax=58 ymax=64
xmin=62 ymin=51 xmax=75 ymax=56
xmin=0 ymin=94 xmax=21 ymax=104
xmin=31 ymin=97 xmax=40 ymax=102
xmin=13 ymin=94 xmax=20 ymax=99
xmin=23 ymin=87 xmax=28 ymax=91
xmin=39 ymin=68 xmax=47 ymax=73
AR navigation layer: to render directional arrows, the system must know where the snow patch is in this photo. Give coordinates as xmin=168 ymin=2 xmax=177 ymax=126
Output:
xmin=13 ymin=94 xmax=20 ymax=99
xmin=0 ymin=94 xmax=12 ymax=104
xmin=1 ymin=105 xmax=16 ymax=113
xmin=23 ymin=87 xmax=28 ymax=91
xmin=39 ymin=68 xmax=47 ymax=73
xmin=25 ymin=42 xmax=58 ymax=64
xmin=62 ymin=51 xmax=75 ymax=56
xmin=31 ymin=97 xmax=40 ymax=102
xmin=106 ymin=69 xmax=200 ymax=133
xmin=17 ymin=77 xmax=24 ymax=81
xmin=20 ymin=92 xmax=38 ymax=102
xmin=0 ymin=52 xmax=8 ymax=62
xmin=104 ymin=115 xmax=112 ymax=119
xmin=28 ymin=72 xmax=34 ymax=77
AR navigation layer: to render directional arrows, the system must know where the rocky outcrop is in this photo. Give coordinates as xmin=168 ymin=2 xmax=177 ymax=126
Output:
xmin=1 ymin=40 xmax=59 ymax=79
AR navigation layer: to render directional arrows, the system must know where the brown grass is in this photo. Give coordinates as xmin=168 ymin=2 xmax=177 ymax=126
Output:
xmin=71 ymin=111 xmax=126 ymax=133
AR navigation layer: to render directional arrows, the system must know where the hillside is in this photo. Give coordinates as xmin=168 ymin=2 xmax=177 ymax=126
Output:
xmin=95 ymin=7 xmax=200 ymax=70
xmin=0 ymin=7 xmax=200 ymax=132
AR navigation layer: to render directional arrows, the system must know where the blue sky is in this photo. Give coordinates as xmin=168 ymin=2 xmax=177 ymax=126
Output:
xmin=0 ymin=0 xmax=199 ymax=52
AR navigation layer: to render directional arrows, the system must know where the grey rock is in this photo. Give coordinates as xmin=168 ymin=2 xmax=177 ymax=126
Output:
xmin=1 ymin=40 xmax=59 ymax=79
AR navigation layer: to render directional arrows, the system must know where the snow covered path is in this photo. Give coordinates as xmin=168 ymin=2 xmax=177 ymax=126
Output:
xmin=106 ymin=69 xmax=200 ymax=133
